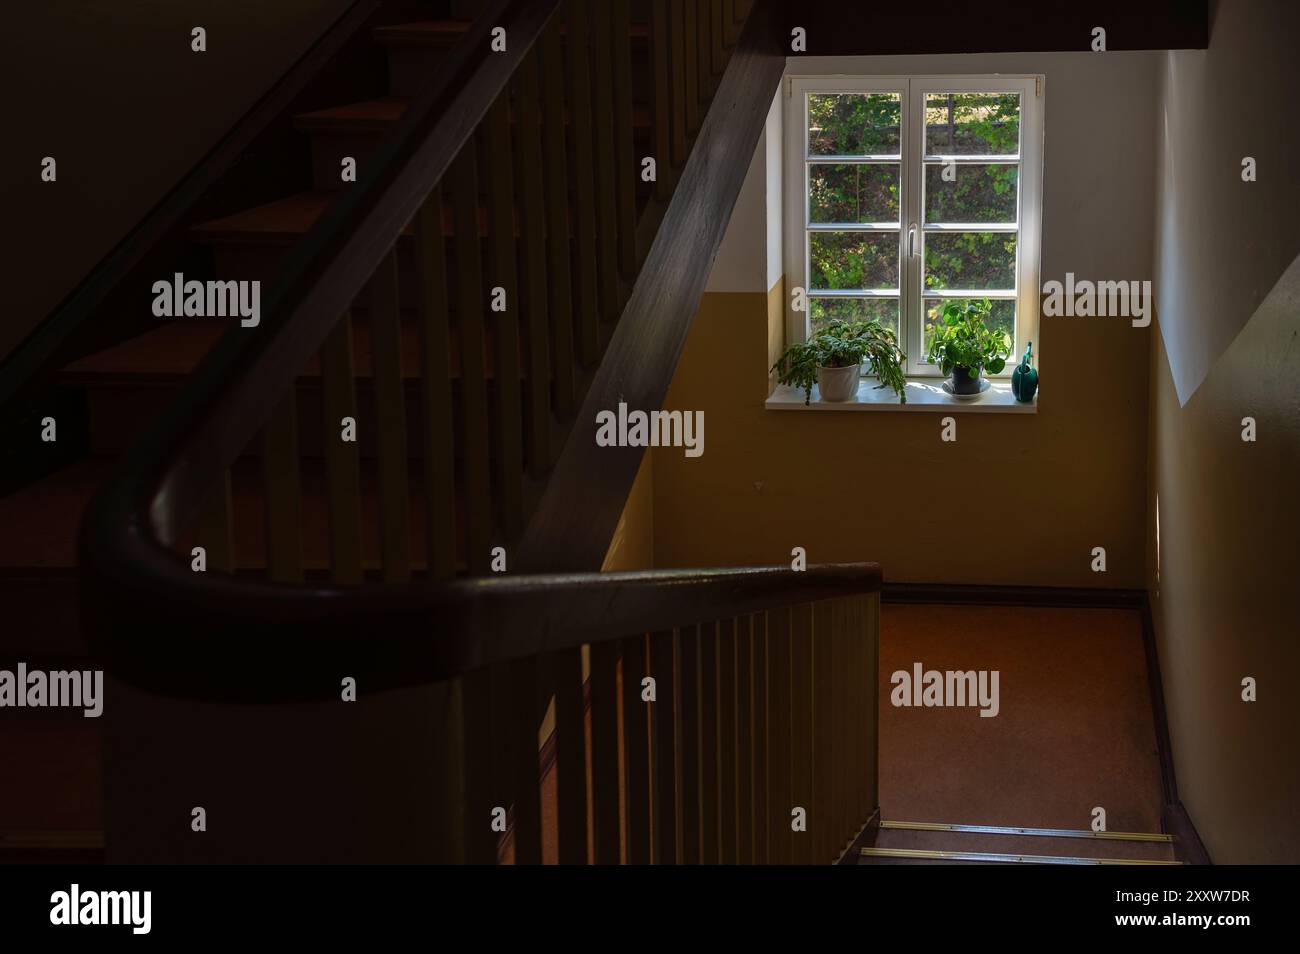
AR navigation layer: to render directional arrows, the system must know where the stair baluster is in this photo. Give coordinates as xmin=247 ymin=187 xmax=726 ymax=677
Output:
xmin=260 ymin=392 xmax=304 ymax=583
xmin=484 ymin=91 xmax=525 ymax=538
xmin=320 ymin=312 xmax=363 ymax=584
xmin=413 ymin=187 xmax=458 ymax=580
xmin=589 ymin=640 xmax=621 ymax=864
xmin=620 ymin=632 xmax=652 ymax=864
xmin=700 ymin=620 xmax=722 ymax=864
xmin=610 ymin=0 xmax=638 ymax=282
xmin=590 ymin=0 xmax=622 ymax=326
xmin=511 ymin=51 xmax=553 ymax=480
xmin=449 ymin=143 xmax=492 ymax=575
xmin=564 ymin=0 xmax=600 ymax=366
xmin=650 ymin=1 xmax=674 ymax=201
xmin=791 ymin=603 xmax=815 ymax=864
xmin=368 ymin=249 xmax=411 ymax=582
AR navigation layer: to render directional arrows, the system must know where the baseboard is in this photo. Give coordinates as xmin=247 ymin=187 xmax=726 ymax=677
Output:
xmin=1137 ymin=594 xmax=1180 ymax=807
xmin=1164 ymin=802 xmax=1212 ymax=865
xmin=835 ymin=807 xmax=880 ymax=865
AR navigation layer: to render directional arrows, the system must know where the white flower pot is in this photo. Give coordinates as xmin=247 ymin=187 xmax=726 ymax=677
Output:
xmin=817 ymin=363 xmax=860 ymax=402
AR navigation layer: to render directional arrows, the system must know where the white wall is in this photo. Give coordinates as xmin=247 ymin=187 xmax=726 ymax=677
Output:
xmin=1153 ymin=0 xmax=1300 ymax=405
xmin=705 ymin=90 xmax=783 ymax=294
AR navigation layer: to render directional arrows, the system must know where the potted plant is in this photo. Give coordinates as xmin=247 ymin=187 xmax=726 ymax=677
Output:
xmin=924 ymin=298 xmax=1010 ymax=395
xmin=771 ymin=318 xmax=907 ymax=404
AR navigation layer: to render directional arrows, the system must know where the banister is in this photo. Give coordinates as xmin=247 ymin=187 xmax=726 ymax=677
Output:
xmin=132 ymin=0 xmax=557 ymax=548
xmin=81 ymin=0 xmax=796 ymax=704
xmin=82 ymin=552 xmax=879 ymax=702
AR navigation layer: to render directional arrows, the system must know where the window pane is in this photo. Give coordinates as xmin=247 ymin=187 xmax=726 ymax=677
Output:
xmin=810 ymin=297 xmax=900 ymax=339
xmin=922 ymin=298 xmax=1017 ymax=363
xmin=808 ymin=93 xmax=901 ymax=156
xmin=924 ymin=93 xmax=1020 ymax=155
xmin=810 ymin=232 xmax=899 ymax=290
xmin=923 ymin=232 xmax=1017 ymax=290
xmin=809 ymin=163 xmax=900 ymax=224
xmin=925 ymin=164 xmax=1018 ymax=224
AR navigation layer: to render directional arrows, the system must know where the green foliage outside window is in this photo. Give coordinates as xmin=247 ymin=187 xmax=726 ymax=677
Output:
xmin=808 ymin=92 xmax=1021 ymax=302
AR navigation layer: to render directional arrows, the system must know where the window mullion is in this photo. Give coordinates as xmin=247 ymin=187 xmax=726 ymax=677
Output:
xmin=903 ymin=79 xmax=926 ymax=375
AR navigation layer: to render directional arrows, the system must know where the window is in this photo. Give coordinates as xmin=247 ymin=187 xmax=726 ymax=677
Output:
xmin=784 ymin=75 xmax=1043 ymax=378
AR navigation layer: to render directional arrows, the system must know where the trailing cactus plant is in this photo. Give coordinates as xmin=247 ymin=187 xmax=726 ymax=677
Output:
xmin=771 ymin=318 xmax=907 ymax=405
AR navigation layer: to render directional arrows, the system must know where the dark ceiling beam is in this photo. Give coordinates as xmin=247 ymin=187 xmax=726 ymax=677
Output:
xmin=781 ymin=0 xmax=1208 ymax=56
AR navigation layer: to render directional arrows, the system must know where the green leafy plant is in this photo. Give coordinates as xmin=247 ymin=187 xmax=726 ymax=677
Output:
xmin=770 ymin=318 xmax=907 ymax=405
xmin=924 ymin=298 xmax=1010 ymax=378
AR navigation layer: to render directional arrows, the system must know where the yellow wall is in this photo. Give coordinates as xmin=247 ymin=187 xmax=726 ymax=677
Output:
xmin=601 ymin=451 xmax=655 ymax=571
xmin=1145 ymin=258 xmax=1300 ymax=864
xmin=651 ymin=279 xmax=1150 ymax=586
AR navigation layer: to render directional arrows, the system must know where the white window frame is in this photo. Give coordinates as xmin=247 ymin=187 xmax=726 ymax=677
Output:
xmin=783 ymin=74 xmax=1044 ymax=379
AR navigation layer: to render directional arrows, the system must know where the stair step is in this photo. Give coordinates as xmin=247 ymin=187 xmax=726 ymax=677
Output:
xmin=0 ymin=722 xmax=103 ymax=861
xmin=880 ymin=820 xmax=1173 ymax=843
xmin=0 ymin=456 xmax=111 ymax=569
xmin=293 ymin=97 xmax=651 ymax=133
xmin=60 ymin=313 xmax=513 ymax=384
xmin=861 ymin=820 xmax=1180 ymax=865
xmin=373 ymin=20 xmax=650 ymax=47
xmin=861 ymin=846 xmax=1182 ymax=866
xmin=372 ymin=19 xmax=476 ymax=46
xmin=190 ymin=192 xmax=396 ymax=246
xmin=72 ymin=371 xmax=521 ymax=460
xmin=293 ymin=96 xmax=409 ymax=132
xmin=190 ymin=191 xmax=587 ymax=291
xmin=59 ymin=310 xmax=551 ymax=455
xmin=294 ymin=97 xmax=652 ymax=192
xmin=375 ymin=20 xmax=650 ymax=98
xmin=0 ymin=723 xmax=102 ymax=831
xmin=191 ymin=190 xmax=575 ymax=245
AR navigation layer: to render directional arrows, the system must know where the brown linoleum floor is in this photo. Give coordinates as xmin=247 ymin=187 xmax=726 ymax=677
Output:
xmin=878 ymin=603 xmax=1166 ymax=835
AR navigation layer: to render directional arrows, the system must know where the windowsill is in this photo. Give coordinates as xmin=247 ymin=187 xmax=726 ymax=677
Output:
xmin=765 ymin=378 xmax=1038 ymax=413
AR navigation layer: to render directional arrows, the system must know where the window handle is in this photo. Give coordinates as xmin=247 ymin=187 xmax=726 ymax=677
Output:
xmin=907 ymin=224 xmax=917 ymax=258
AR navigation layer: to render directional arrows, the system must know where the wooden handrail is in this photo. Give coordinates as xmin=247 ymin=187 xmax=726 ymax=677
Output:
xmin=0 ymin=0 xmax=382 ymax=409
xmin=83 ymin=553 xmax=879 ymax=701
xmin=99 ymin=563 xmax=883 ymax=864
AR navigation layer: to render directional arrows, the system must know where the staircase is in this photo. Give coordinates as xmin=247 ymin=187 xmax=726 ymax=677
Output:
xmin=3 ymin=1 xmax=1192 ymax=868
xmin=2 ymin=0 xmax=782 ymax=863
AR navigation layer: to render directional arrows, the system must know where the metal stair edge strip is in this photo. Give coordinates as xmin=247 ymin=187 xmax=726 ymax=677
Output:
xmin=861 ymin=846 xmax=1184 ymax=866
xmin=880 ymin=820 xmax=1173 ymax=843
